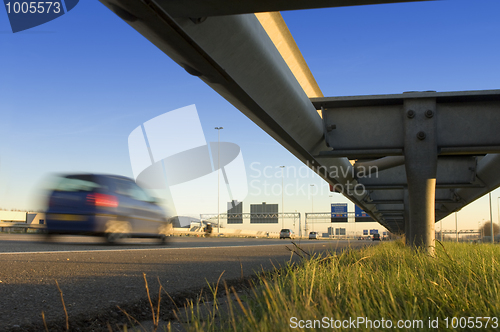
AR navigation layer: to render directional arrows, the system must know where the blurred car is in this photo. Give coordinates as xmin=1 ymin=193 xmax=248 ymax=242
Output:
xmin=279 ymin=229 xmax=295 ymax=239
xmin=45 ymin=174 xmax=172 ymax=243
xmin=372 ymin=233 xmax=381 ymax=241
xmin=309 ymin=231 xmax=319 ymax=240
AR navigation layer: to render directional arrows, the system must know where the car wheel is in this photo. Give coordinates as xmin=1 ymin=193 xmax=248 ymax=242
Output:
xmin=158 ymin=222 xmax=173 ymax=244
xmin=44 ymin=231 xmax=54 ymax=242
xmin=105 ymin=220 xmax=131 ymax=244
xmin=159 ymin=234 xmax=169 ymax=244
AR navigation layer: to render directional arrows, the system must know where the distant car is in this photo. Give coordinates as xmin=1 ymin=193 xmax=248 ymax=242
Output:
xmin=280 ymin=229 xmax=295 ymax=239
xmin=45 ymin=174 xmax=173 ymax=243
xmin=372 ymin=233 xmax=381 ymax=241
xmin=309 ymin=231 xmax=319 ymax=240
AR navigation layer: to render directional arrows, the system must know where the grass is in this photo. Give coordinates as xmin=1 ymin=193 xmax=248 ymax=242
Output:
xmin=42 ymin=241 xmax=500 ymax=331
xmin=179 ymin=241 xmax=500 ymax=331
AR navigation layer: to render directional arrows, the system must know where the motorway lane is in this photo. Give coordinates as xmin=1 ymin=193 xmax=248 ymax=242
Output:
xmin=0 ymin=234 xmax=375 ymax=331
xmin=0 ymin=233 xmax=349 ymax=253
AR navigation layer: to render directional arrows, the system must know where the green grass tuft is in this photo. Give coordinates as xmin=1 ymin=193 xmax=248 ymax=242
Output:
xmin=181 ymin=241 xmax=500 ymax=331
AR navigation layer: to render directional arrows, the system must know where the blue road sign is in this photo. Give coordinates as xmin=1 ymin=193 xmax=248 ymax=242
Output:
xmin=331 ymin=203 xmax=347 ymax=222
xmin=355 ymin=205 xmax=374 ymax=222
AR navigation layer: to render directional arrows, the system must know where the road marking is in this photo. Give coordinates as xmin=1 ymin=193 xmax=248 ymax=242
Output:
xmin=0 ymin=242 xmax=328 ymax=255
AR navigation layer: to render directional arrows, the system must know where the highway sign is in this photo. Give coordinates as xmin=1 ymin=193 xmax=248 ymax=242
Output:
xmin=355 ymin=205 xmax=374 ymax=222
xmin=331 ymin=203 xmax=348 ymax=222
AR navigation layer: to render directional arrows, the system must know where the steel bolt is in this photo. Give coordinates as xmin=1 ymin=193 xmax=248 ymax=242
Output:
xmin=327 ymin=124 xmax=337 ymax=132
xmin=425 ymin=110 xmax=434 ymax=118
xmin=417 ymin=131 xmax=426 ymax=140
xmin=407 ymin=110 xmax=415 ymax=118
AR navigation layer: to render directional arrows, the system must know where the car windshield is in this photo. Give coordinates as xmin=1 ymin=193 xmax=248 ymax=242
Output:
xmin=53 ymin=175 xmax=101 ymax=192
xmin=112 ymin=178 xmax=156 ymax=202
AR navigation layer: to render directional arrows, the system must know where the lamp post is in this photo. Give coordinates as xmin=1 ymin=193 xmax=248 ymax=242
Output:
xmin=280 ymin=166 xmax=285 ymax=229
xmin=329 ymin=195 xmax=333 ymax=236
xmin=310 ymin=185 xmax=315 ymax=212
xmin=490 ymin=193 xmax=494 ymax=243
xmin=479 ymin=220 xmax=483 ymax=240
xmin=215 ymin=127 xmax=223 ymax=233
xmin=440 ymin=218 xmax=443 ymax=242
xmin=310 ymin=184 xmax=314 ymax=231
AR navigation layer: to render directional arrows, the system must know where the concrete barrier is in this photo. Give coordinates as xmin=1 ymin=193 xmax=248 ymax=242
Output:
xmin=172 ymin=227 xmax=281 ymax=238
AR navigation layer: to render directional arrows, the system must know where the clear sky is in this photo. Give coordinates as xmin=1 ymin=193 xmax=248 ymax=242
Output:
xmin=1 ymin=0 xmax=500 ymax=234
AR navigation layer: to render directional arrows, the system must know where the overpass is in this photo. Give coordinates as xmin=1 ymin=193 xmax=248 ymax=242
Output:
xmin=97 ymin=0 xmax=500 ymax=254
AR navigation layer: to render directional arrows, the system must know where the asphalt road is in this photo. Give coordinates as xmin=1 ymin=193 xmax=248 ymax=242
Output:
xmin=0 ymin=234 xmax=376 ymax=331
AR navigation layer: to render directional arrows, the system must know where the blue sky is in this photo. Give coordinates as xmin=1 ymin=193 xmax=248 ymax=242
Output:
xmin=1 ymin=0 xmax=500 ymax=233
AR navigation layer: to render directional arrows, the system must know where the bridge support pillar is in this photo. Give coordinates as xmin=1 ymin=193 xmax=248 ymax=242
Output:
xmin=403 ymin=98 xmax=437 ymax=255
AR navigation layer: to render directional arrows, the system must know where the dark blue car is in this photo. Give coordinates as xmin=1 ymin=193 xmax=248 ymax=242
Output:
xmin=45 ymin=174 xmax=172 ymax=243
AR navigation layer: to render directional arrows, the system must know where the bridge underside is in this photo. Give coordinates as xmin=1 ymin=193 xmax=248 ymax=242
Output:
xmin=313 ymin=91 xmax=500 ymax=249
xmin=99 ymin=0 xmax=500 ymax=254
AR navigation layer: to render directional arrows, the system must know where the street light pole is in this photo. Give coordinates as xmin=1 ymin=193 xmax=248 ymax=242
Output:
xmin=490 ymin=193 xmax=494 ymax=243
xmin=455 ymin=212 xmax=458 ymax=242
xmin=329 ymin=195 xmax=333 ymax=236
xmin=215 ymin=127 xmax=223 ymax=234
xmin=280 ymin=166 xmax=285 ymax=229
xmin=310 ymin=185 xmax=314 ymax=213
xmin=440 ymin=218 xmax=443 ymax=242
xmin=310 ymin=184 xmax=314 ymax=231
xmin=497 ymin=197 xmax=500 ymax=239
xmin=479 ymin=220 xmax=483 ymax=240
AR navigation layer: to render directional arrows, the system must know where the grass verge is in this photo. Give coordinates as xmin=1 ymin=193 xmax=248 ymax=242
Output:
xmin=181 ymin=241 xmax=500 ymax=331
